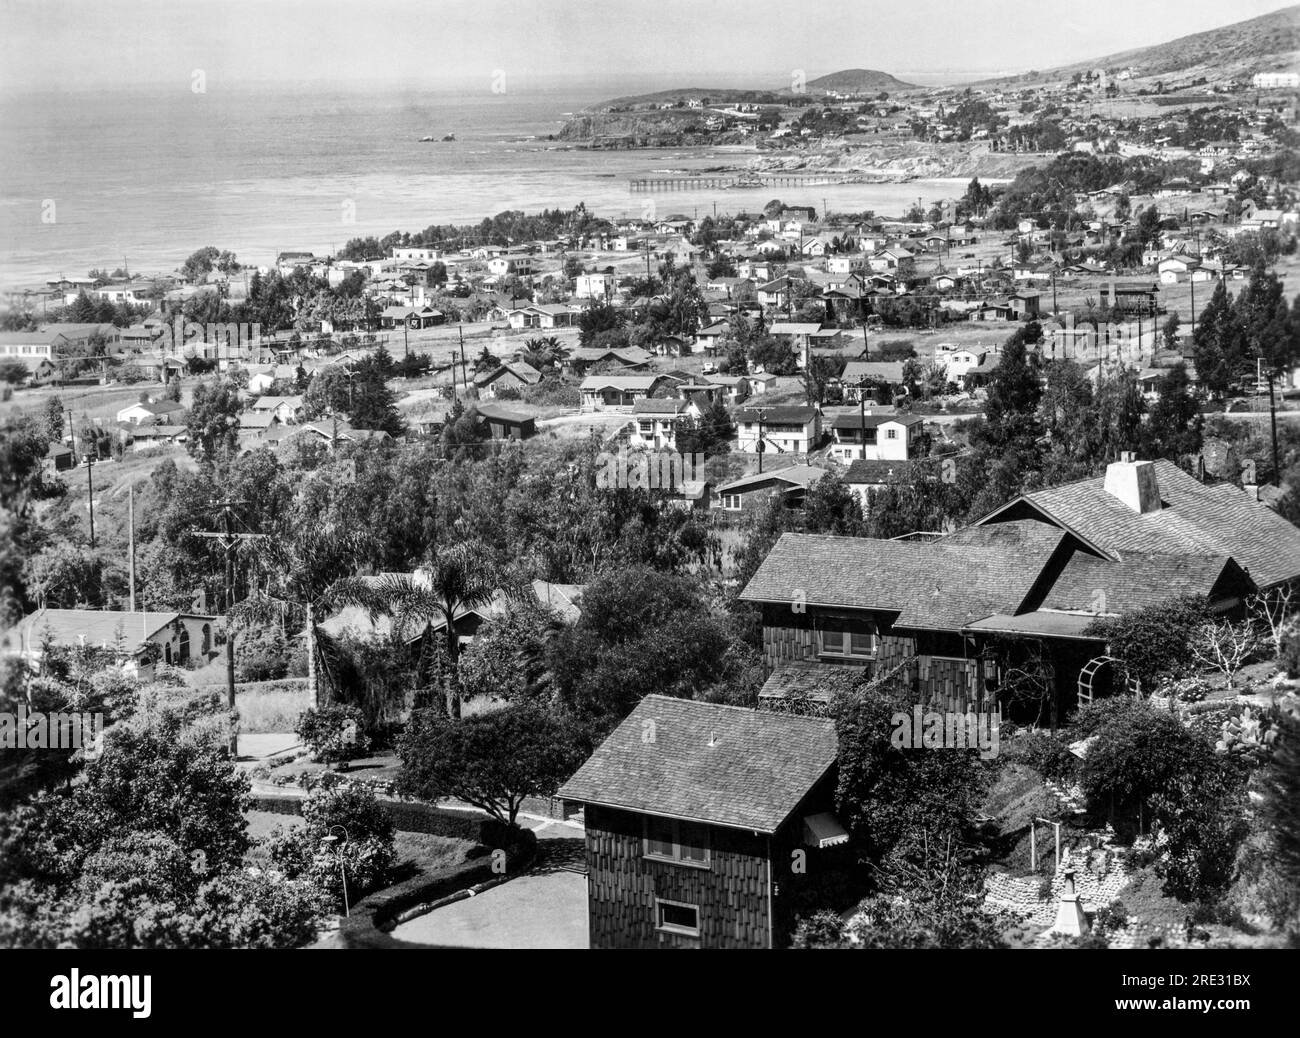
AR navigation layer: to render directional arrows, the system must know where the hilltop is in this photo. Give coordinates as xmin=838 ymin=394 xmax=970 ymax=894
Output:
xmin=994 ymin=5 xmax=1300 ymax=86
xmin=797 ymin=68 xmax=917 ymax=94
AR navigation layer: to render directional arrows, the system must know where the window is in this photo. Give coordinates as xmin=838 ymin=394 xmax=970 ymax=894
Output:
xmin=819 ymin=625 xmax=877 ymax=659
xmin=886 ymin=428 xmax=898 ymax=439
xmin=656 ymin=899 xmax=700 ymax=937
xmin=721 ymin=493 xmax=742 ymax=511
xmin=643 ymin=818 xmax=711 ymax=867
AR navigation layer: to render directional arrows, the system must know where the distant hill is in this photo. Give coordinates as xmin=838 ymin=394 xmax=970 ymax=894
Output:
xmin=799 ymin=68 xmax=917 ymax=94
xmin=997 ymin=5 xmax=1300 ymax=85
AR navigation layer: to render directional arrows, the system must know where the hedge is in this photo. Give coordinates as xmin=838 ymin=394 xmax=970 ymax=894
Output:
xmin=246 ymin=792 xmax=522 ymax=847
xmin=337 ymin=827 xmax=538 ymax=949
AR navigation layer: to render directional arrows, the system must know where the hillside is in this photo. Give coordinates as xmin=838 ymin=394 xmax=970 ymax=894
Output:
xmin=585 ymin=88 xmax=785 ymax=113
xmin=995 ymin=5 xmax=1300 ymax=85
xmin=799 ymin=68 xmax=917 ymax=94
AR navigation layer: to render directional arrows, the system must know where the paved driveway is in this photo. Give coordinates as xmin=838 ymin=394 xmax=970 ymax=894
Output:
xmin=391 ymin=820 xmax=588 ymax=949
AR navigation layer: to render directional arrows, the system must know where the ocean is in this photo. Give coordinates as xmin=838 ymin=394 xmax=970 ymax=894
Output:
xmin=0 ymin=75 xmax=993 ymax=290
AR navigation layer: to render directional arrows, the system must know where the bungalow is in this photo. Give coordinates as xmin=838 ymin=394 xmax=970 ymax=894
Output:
xmin=250 ymin=395 xmax=305 ymax=424
xmin=843 ymin=457 xmax=916 ymax=509
xmin=1158 ymin=255 xmax=1201 ymax=284
xmin=714 ymin=464 xmax=828 ymax=514
xmin=558 ymin=695 xmax=843 ymax=949
xmin=629 ymin=398 xmax=693 ymax=451
xmin=580 ymin=374 xmax=669 ymax=412
xmin=733 ymin=405 xmax=821 ymax=455
xmin=115 ymin=398 xmax=187 ymax=426
xmin=474 ymin=361 xmax=543 ymax=398
xmin=3 ymin=608 xmax=219 ymax=672
xmin=739 ymin=457 xmax=1278 ymax=725
xmin=695 ymin=321 xmax=730 ymax=353
xmin=380 ymin=305 xmax=444 ymax=330
xmin=506 ymin=304 xmax=583 ymax=331
xmin=840 ymin=361 xmax=907 ymax=402
xmin=828 ymin=412 xmax=924 ymax=463
xmin=757 ymin=277 xmax=794 ymax=309
xmin=565 ymin=346 xmax=654 ymax=374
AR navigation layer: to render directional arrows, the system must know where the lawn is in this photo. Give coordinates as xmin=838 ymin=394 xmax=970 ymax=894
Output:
xmin=242 ymin=809 xmax=477 ymax=874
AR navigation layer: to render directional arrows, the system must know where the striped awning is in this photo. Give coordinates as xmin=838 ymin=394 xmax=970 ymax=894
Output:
xmin=803 ymin=812 xmax=849 ymax=849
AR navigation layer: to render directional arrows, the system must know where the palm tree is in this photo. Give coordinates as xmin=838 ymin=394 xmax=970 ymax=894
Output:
xmin=330 ymin=541 xmax=507 ymax=718
xmin=519 ymin=336 xmax=563 ymax=373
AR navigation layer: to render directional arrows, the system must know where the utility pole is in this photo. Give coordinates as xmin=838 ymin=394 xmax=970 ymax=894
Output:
xmin=128 ymin=483 xmax=136 ymax=612
xmin=1188 ymin=270 xmax=1196 ymax=341
xmin=195 ymin=501 xmax=266 ymax=758
xmin=1268 ymin=367 xmax=1281 ymax=487
xmin=84 ymin=451 xmax=96 ymax=549
xmin=756 ymin=407 xmax=767 ymax=474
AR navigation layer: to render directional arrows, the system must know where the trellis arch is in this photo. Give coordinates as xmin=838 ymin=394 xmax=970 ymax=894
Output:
xmin=1077 ymin=656 xmax=1140 ymax=708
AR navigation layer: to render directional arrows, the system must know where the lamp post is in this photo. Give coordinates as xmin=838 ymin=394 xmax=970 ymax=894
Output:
xmin=321 ymin=825 xmax=350 ymax=917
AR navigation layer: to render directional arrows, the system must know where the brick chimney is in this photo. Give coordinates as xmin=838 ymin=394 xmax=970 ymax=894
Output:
xmin=1104 ymin=453 xmax=1161 ymax=514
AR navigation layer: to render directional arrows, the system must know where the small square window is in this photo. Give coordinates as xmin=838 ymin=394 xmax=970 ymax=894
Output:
xmin=657 ymin=899 xmax=700 ymax=936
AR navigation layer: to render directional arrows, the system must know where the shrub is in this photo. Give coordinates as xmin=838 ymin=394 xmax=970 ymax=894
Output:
xmin=492 ymin=385 xmax=521 ymax=401
xmin=1017 ymin=731 xmax=1078 ymax=782
xmin=265 ymin=782 xmax=395 ymax=910
xmin=1079 ymin=697 xmax=1248 ymax=902
xmin=521 ymin=379 xmax=580 ymax=408
xmin=1281 ymin=628 xmax=1300 ymax=678
xmin=295 ymin=705 xmax=370 ymax=765
xmin=1083 ymin=596 xmax=1211 ymax=691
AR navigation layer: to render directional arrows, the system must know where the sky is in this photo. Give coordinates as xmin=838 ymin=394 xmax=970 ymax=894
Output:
xmin=1 ymin=0 xmax=1296 ymax=95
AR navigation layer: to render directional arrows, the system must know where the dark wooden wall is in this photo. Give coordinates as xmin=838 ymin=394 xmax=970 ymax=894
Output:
xmin=583 ymin=805 xmax=773 ymax=949
xmin=759 ymin=603 xmax=987 ymax=711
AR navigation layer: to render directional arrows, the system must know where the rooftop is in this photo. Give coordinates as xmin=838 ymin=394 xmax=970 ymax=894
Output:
xmin=558 ymin=696 xmax=837 ymax=834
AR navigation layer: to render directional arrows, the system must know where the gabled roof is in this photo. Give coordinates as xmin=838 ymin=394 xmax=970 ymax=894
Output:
xmin=8 ymin=608 xmax=213 ymax=655
xmin=733 ymin=405 xmax=818 ymax=424
xmin=758 ymin=660 xmax=868 ymax=704
xmin=1038 ymin=551 xmax=1254 ymax=615
xmin=841 ymin=360 xmax=907 ymax=384
xmin=579 ymin=374 xmax=664 ymax=391
xmin=830 ymin=412 xmax=924 ymax=430
xmin=557 ymin=696 xmax=837 ymax=834
xmin=739 ymin=533 xmax=1051 ymax=631
xmin=632 ymin=397 xmax=690 ymax=415
xmin=475 ymin=402 xmax=533 ymax=424
xmin=979 ymin=459 xmax=1300 ymax=589
xmin=717 ymin=465 xmax=828 ymax=495
xmin=843 ymin=459 xmax=915 ymax=484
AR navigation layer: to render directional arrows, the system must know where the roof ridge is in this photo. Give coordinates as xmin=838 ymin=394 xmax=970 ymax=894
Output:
xmin=640 ymin=694 xmax=835 ymax=727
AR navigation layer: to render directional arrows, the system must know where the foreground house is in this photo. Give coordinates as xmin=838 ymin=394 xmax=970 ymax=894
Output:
xmin=741 ymin=456 xmax=1291 ymax=720
xmin=559 ymin=695 xmax=844 ymax=949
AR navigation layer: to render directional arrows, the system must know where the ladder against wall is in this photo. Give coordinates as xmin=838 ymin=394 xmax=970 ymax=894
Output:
xmin=1077 ymin=656 xmax=1140 ymax=708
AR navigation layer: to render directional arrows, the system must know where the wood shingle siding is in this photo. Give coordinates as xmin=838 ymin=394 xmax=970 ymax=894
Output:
xmin=584 ymin=805 xmax=772 ymax=949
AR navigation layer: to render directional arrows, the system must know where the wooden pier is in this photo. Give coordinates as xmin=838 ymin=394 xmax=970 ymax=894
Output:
xmin=628 ymin=172 xmax=858 ymax=191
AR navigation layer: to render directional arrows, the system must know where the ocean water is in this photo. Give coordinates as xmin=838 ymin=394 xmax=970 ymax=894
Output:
xmin=0 ymin=78 xmax=987 ymax=289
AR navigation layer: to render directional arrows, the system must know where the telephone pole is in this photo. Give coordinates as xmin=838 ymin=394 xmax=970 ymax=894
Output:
xmin=195 ymin=501 xmax=266 ymax=758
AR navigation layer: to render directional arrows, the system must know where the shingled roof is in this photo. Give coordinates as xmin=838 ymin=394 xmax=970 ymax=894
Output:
xmin=1037 ymin=552 xmax=1254 ymax=615
xmin=984 ymin=459 xmax=1300 ymax=588
xmin=558 ymin=696 xmax=837 ymax=833
xmin=739 ymin=533 xmax=1050 ymax=631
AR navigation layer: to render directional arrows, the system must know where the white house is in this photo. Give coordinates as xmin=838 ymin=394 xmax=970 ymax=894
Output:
xmin=732 ymin=404 xmax=821 ymax=455
xmin=628 ymin=398 xmax=695 ymax=450
xmin=828 ymin=411 xmax=924 ymax=463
